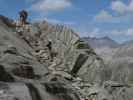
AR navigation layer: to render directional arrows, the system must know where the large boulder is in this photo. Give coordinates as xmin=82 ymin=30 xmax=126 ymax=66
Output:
xmin=0 ymin=82 xmax=32 ymax=100
xmin=0 ymin=19 xmax=49 ymax=79
xmin=0 ymin=80 xmax=80 ymax=100
xmin=0 ymin=65 xmax=14 ymax=82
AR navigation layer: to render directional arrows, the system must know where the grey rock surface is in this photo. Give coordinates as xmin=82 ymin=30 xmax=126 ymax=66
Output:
xmin=0 ymin=16 xmax=133 ymax=100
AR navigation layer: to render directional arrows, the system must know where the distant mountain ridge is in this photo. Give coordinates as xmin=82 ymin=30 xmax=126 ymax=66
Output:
xmin=121 ymin=40 xmax=133 ymax=45
xmin=82 ymin=36 xmax=119 ymax=48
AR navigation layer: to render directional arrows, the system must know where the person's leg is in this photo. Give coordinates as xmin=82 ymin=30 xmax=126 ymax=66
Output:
xmin=24 ymin=16 xmax=27 ymax=24
xmin=20 ymin=16 xmax=23 ymax=26
xmin=22 ymin=16 xmax=25 ymax=26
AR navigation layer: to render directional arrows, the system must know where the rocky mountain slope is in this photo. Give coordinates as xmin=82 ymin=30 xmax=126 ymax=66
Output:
xmin=83 ymin=36 xmax=133 ymax=87
xmin=0 ymin=16 xmax=133 ymax=100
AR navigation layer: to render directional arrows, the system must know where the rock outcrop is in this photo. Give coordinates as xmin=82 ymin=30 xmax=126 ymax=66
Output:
xmin=35 ymin=22 xmax=108 ymax=84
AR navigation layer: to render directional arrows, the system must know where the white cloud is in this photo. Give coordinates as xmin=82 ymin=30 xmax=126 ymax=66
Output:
xmin=95 ymin=10 xmax=113 ymax=21
xmin=111 ymin=0 xmax=133 ymax=14
xmin=111 ymin=1 xmax=127 ymax=14
xmin=127 ymin=28 xmax=133 ymax=36
xmin=95 ymin=1 xmax=133 ymax=23
xmin=45 ymin=18 xmax=75 ymax=25
xmin=89 ymin=28 xmax=101 ymax=37
xmin=128 ymin=0 xmax=133 ymax=11
xmin=105 ymin=28 xmax=133 ymax=37
xmin=87 ymin=28 xmax=133 ymax=38
xmin=31 ymin=0 xmax=72 ymax=12
xmin=81 ymin=28 xmax=102 ymax=38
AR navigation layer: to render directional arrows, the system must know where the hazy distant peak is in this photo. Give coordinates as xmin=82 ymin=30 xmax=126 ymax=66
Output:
xmin=82 ymin=36 xmax=119 ymax=48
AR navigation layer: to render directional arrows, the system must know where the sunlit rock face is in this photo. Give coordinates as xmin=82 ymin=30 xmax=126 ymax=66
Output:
xmin=36 ymin=22 xmax=107 ymax=84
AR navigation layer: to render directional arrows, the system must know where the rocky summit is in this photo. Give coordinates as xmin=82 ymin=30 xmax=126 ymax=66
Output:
xmin=0 ymin=16 xmax=133 ymax=100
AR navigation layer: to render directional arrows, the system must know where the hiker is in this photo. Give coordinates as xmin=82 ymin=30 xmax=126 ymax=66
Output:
xmin=46 ymin=41 xmax=52 ymax=51
xmin=19 ymin=10 xmax=28 ymax=26
xmin=46 ymin=41 xmax=53 ymax=61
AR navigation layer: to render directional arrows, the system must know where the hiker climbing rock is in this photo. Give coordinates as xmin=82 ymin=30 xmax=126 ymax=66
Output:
xmin=46 ymin=41 xmax=53 ymax=61
xmin=19 ymin=10 xmax=28 ymax=26
xmin=16 ymin=10 xmax=30 ymax=36
xmin=46 ymin=41 xmax=52 ymax=51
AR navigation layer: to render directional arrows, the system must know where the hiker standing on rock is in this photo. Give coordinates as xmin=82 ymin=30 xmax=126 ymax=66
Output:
xmin=19 ymin=10 xmax=28 ymax=26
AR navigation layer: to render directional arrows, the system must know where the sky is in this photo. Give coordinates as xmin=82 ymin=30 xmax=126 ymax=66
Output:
xmin=0 ymin=0 xmax=133 ymax=43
